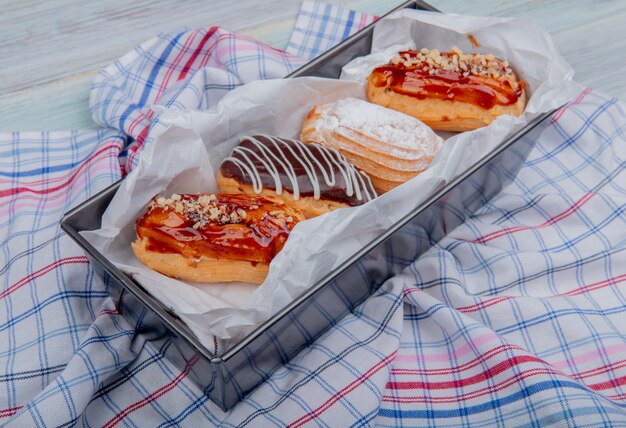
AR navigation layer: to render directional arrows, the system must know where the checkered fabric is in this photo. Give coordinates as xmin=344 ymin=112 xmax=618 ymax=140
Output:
xmin=89 ymin=27 xmax=306 ymax=174
xmin=287 ymin=0 xmax=377 ymax=59
xmin=2 ymin=1 xmax=626 ymax=426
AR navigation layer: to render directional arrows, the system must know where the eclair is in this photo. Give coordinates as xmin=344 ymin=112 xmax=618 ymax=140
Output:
xmin=217 ymin=135 xmax=377 ymax=218
xmin=367 ymin=47 xmax=526 ymax=132
xmin=300 ymin=97 xmax=443 ymax=193
xmin=131 ymin=193 xmax=304 ymax=284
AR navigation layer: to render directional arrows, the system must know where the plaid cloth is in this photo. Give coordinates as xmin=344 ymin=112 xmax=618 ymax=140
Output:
xmin=2 ymin=1 xmax=626 ymax=426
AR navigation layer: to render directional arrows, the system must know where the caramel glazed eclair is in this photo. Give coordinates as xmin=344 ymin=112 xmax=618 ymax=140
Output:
xmin=367 ymin=47 xmax=526 ymax=132
xmin=217 ymin=135 xmax=377 ymax=218
xmin=132 ymin=193 xmax=304 ymax=284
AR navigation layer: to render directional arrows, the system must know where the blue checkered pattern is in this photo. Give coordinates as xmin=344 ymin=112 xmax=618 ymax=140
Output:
xmin=90 ymin=27 xmax=307 ymax=172
xmin=2 ymin=2 xmax=626 ymax=426
xmin=286 ymin=0 xmax=376 ymax=59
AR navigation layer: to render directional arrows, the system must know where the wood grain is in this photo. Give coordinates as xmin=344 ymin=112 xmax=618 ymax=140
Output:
xmin=429 ymin=0 xmax=626 ymax=100
xmin=0 ymin=0 xmax=624 ymax=131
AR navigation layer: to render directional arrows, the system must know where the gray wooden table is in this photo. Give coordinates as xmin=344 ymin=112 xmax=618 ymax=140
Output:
xmin=1 ymin=0 xmax=624 ymax=131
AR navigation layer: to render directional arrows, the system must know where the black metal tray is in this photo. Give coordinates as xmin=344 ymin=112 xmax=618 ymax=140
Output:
xmin=61 ymin=0 xmax=555 ymax=411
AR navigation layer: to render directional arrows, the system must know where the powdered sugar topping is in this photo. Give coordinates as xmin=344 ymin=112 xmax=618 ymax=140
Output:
xmin=314 ymin=98 xmax=443 ymax=163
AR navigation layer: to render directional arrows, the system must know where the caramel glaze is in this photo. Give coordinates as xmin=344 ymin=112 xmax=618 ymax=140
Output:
xmin=369 ymin=50 xmax=525 ymax=110
xmin=136 ymin=194 xmax=301 ymax=264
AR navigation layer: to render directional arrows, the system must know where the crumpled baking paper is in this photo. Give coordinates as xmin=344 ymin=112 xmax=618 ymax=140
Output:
xmin=82 ymin=9 xmax=583 ymax=352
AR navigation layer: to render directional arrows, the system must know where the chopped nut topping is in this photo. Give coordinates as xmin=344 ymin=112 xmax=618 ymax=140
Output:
xmin=149 ymin=193 xmax=248 ymax=228
xmin=388 ymin=48 xmax=515 ymax=82
xmin=269 ymin=210 xmax=286 ymax=219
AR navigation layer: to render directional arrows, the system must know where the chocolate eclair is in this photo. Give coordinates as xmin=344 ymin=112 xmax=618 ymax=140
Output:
xmin=217 ymin=135 xmax=377 ymax=218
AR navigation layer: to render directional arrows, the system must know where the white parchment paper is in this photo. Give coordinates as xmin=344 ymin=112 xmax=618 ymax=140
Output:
xmin=82 ymin=10 xmax=583 ymax=351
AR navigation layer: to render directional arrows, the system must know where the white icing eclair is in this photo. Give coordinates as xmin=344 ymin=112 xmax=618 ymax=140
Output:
xmin=300 ymin=97 xmax=443 ymax=193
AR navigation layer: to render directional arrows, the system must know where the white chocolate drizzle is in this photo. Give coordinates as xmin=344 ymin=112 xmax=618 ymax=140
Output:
xmin=221 ymin=135 xmax=377 ymax=203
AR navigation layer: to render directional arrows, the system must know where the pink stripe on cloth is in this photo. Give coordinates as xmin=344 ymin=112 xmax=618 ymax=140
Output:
xmin=552 ymin=344 xmax=626 ymax=370
xmin=392 ymin=344 xmax=520 ymax=375
xmin=178 ymin=27 xmax=219 ymax=81
xmin=0 ymin=257 xmax=89 ymax=300
xmin=471 ymin=192 xmax=596 ymax=244
xmin=0 ymin=407 xmax=23 ymax=419
xmin=0 ymin=143 xmax=121 ymax=199
xmin=394 ymin=332 xmax=502 ymax=364
xmin=127 ymin=30 xmax=203 ymax=136
xmin=287 ymin=351 xmax=397 ymax=428
xmin=550 ymin=87 xmax=593 ymax=124
xmin=101 ymin=355 xmax=200 ymax=428
xmin=456 ymin=273 xmax=626 ymax=313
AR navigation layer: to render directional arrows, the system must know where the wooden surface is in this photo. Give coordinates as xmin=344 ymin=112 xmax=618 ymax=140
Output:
xmin=1 ymin=0 xmax=624 ymax=132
